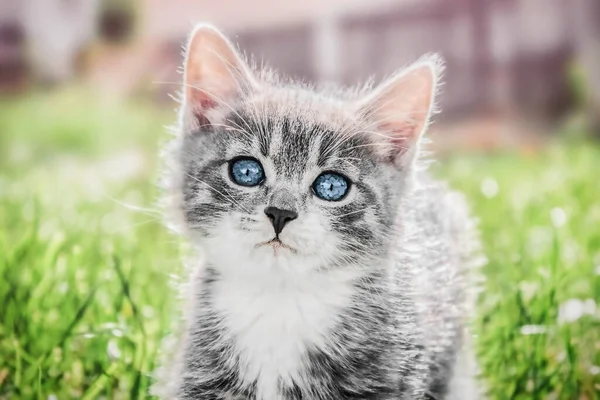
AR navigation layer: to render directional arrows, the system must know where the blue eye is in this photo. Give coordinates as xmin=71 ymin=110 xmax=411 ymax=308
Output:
xmin=313 ymin=172 xmax=350 ymax=201
xmin=230 ymin=158 xmax=265 ymax=186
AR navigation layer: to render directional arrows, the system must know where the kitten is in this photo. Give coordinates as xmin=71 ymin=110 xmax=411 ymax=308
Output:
xmin=153 ymin=24 xmax=483 ymax=400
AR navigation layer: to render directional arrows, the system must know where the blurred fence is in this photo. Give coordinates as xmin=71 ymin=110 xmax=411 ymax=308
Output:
xmin=0 ymin=0 xmax=100 ymax=89
xmin=2 ymin=0 xmax=599 ymax=124
xmin=340 ymin=0 xmax=573 ymax=119
xmin=0 ymin=0 xmax=27 ymax=92
xmin=236 ymin=0 xmax=592 ymax=120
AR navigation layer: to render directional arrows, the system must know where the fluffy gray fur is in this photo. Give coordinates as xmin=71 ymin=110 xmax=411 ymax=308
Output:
xmin=153 ymin=24 xmax=484 ymax=400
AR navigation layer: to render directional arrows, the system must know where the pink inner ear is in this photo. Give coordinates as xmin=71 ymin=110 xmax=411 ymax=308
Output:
xmin=183 ymin=25 xmax=256 ymax=128
xmin=379 ymin=119 xmax=417 ymax=140
xmin=359 ymin=62 xmax=437 ymax=164
xmin=185 ymin=64 xmax=230 ymax=123
xmin=191 ymin=97 xmax=218 ymax=126
xmin=376 ymin=118 xmax=419 ymax=161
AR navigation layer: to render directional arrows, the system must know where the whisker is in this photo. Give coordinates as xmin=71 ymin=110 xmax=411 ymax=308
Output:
xmin=184 ymin=173 xmax=251 ymax=214
xmin=331 ymin=207 xmax=372 ymax=219
xmin=102 ymin=194 xmax=164 ymax=218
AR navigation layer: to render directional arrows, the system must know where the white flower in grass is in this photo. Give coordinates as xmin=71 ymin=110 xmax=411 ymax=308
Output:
xmin=48 ymin=395 xmax=58 ymax=400
xmin=480 ymin=177 xmax=499 ymax=198
xmin=590 ymin=366 xmax=600 ymax=375
xmin=107 ymin=339 xmax=121 ymax=359
xmin=519 ymin=281 xmax=539 ymax=301
xmin=558 ymin=299 xmax=584 ymax=324
xmin=550 ymin=207 xmax=567 ymax=228
xmin=558 ymin=298 xmax=597 ymax=324
xmin=520 ymin=325 xmax=547 ymax=335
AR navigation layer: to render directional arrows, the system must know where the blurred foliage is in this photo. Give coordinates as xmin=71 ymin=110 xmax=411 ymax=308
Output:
xmin=566 ymin=61 xmax=590 ymax=110
xmin=0 ymin=88 xmax=166 ymax=165
xmin=0 ymin=88 xmax=599 ymax=399
xmin=0 ymin=88 xmax=179 ymax=399
xmin=440 ymin=144 xmax=600 ymax=399
xmin=564 ymin=59 xmax=600 ymax=139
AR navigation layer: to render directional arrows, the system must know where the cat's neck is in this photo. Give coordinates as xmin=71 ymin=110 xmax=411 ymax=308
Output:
xmin=197 ymin=257 xmax=381 ymax=399
xmin=189 ymin=254 xmax=394 ymax=398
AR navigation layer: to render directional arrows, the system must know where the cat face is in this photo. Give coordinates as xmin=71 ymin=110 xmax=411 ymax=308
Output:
xmin=172 ymin=25 xmax=440 ymax=274
xmin=180 ymin=98 xmax=404 ymax=273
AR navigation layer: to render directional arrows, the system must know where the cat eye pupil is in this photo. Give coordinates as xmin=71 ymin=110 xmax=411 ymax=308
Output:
xmin=313 ymin=172 xmax=349 ymax=201
xmin=230 ymin=158 xmax=264 ymax=187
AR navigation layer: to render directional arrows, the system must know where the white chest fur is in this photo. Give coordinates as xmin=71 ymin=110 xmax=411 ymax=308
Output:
xmin=210 ymin=265 xmax=359 ymax=400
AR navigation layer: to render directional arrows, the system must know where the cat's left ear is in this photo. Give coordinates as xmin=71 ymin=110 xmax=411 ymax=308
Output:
xmin=183 ymin=24 xmax=258 ymax=128
xmin=357 ymin=55 xmax=442 ymax=167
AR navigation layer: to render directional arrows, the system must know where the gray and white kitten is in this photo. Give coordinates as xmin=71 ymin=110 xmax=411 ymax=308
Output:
xmin=153 ymin=24 xmax=483 ymax=400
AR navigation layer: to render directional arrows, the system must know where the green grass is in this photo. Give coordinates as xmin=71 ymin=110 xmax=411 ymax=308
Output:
xmin=440 ymin=144 xmax=600 ymax=399
xmin=0 ymin=89 xmax=181 ymax=399
xmin=1 ymin=89 xmax=599 ymax=399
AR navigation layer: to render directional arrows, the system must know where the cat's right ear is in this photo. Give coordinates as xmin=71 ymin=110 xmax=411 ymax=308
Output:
xmin=183 ymin=24 xmax=257 ymax=127
xmin=355 ymin=55 xmax=442 ymax=168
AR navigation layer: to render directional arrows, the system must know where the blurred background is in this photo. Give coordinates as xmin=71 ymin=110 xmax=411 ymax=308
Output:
xmin=3 ymin=0 xmax=600 ymax=142
xmin=0 ymin=0 xmax=599 ymax=399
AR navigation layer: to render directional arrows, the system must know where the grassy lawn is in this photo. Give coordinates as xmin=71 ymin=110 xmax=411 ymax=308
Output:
xmin=0 ymin=89 xmax=598 ymax=399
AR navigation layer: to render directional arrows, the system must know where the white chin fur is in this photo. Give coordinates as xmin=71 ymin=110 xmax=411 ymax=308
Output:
xmin=198 ymin=210 xmax=364 ymax=400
